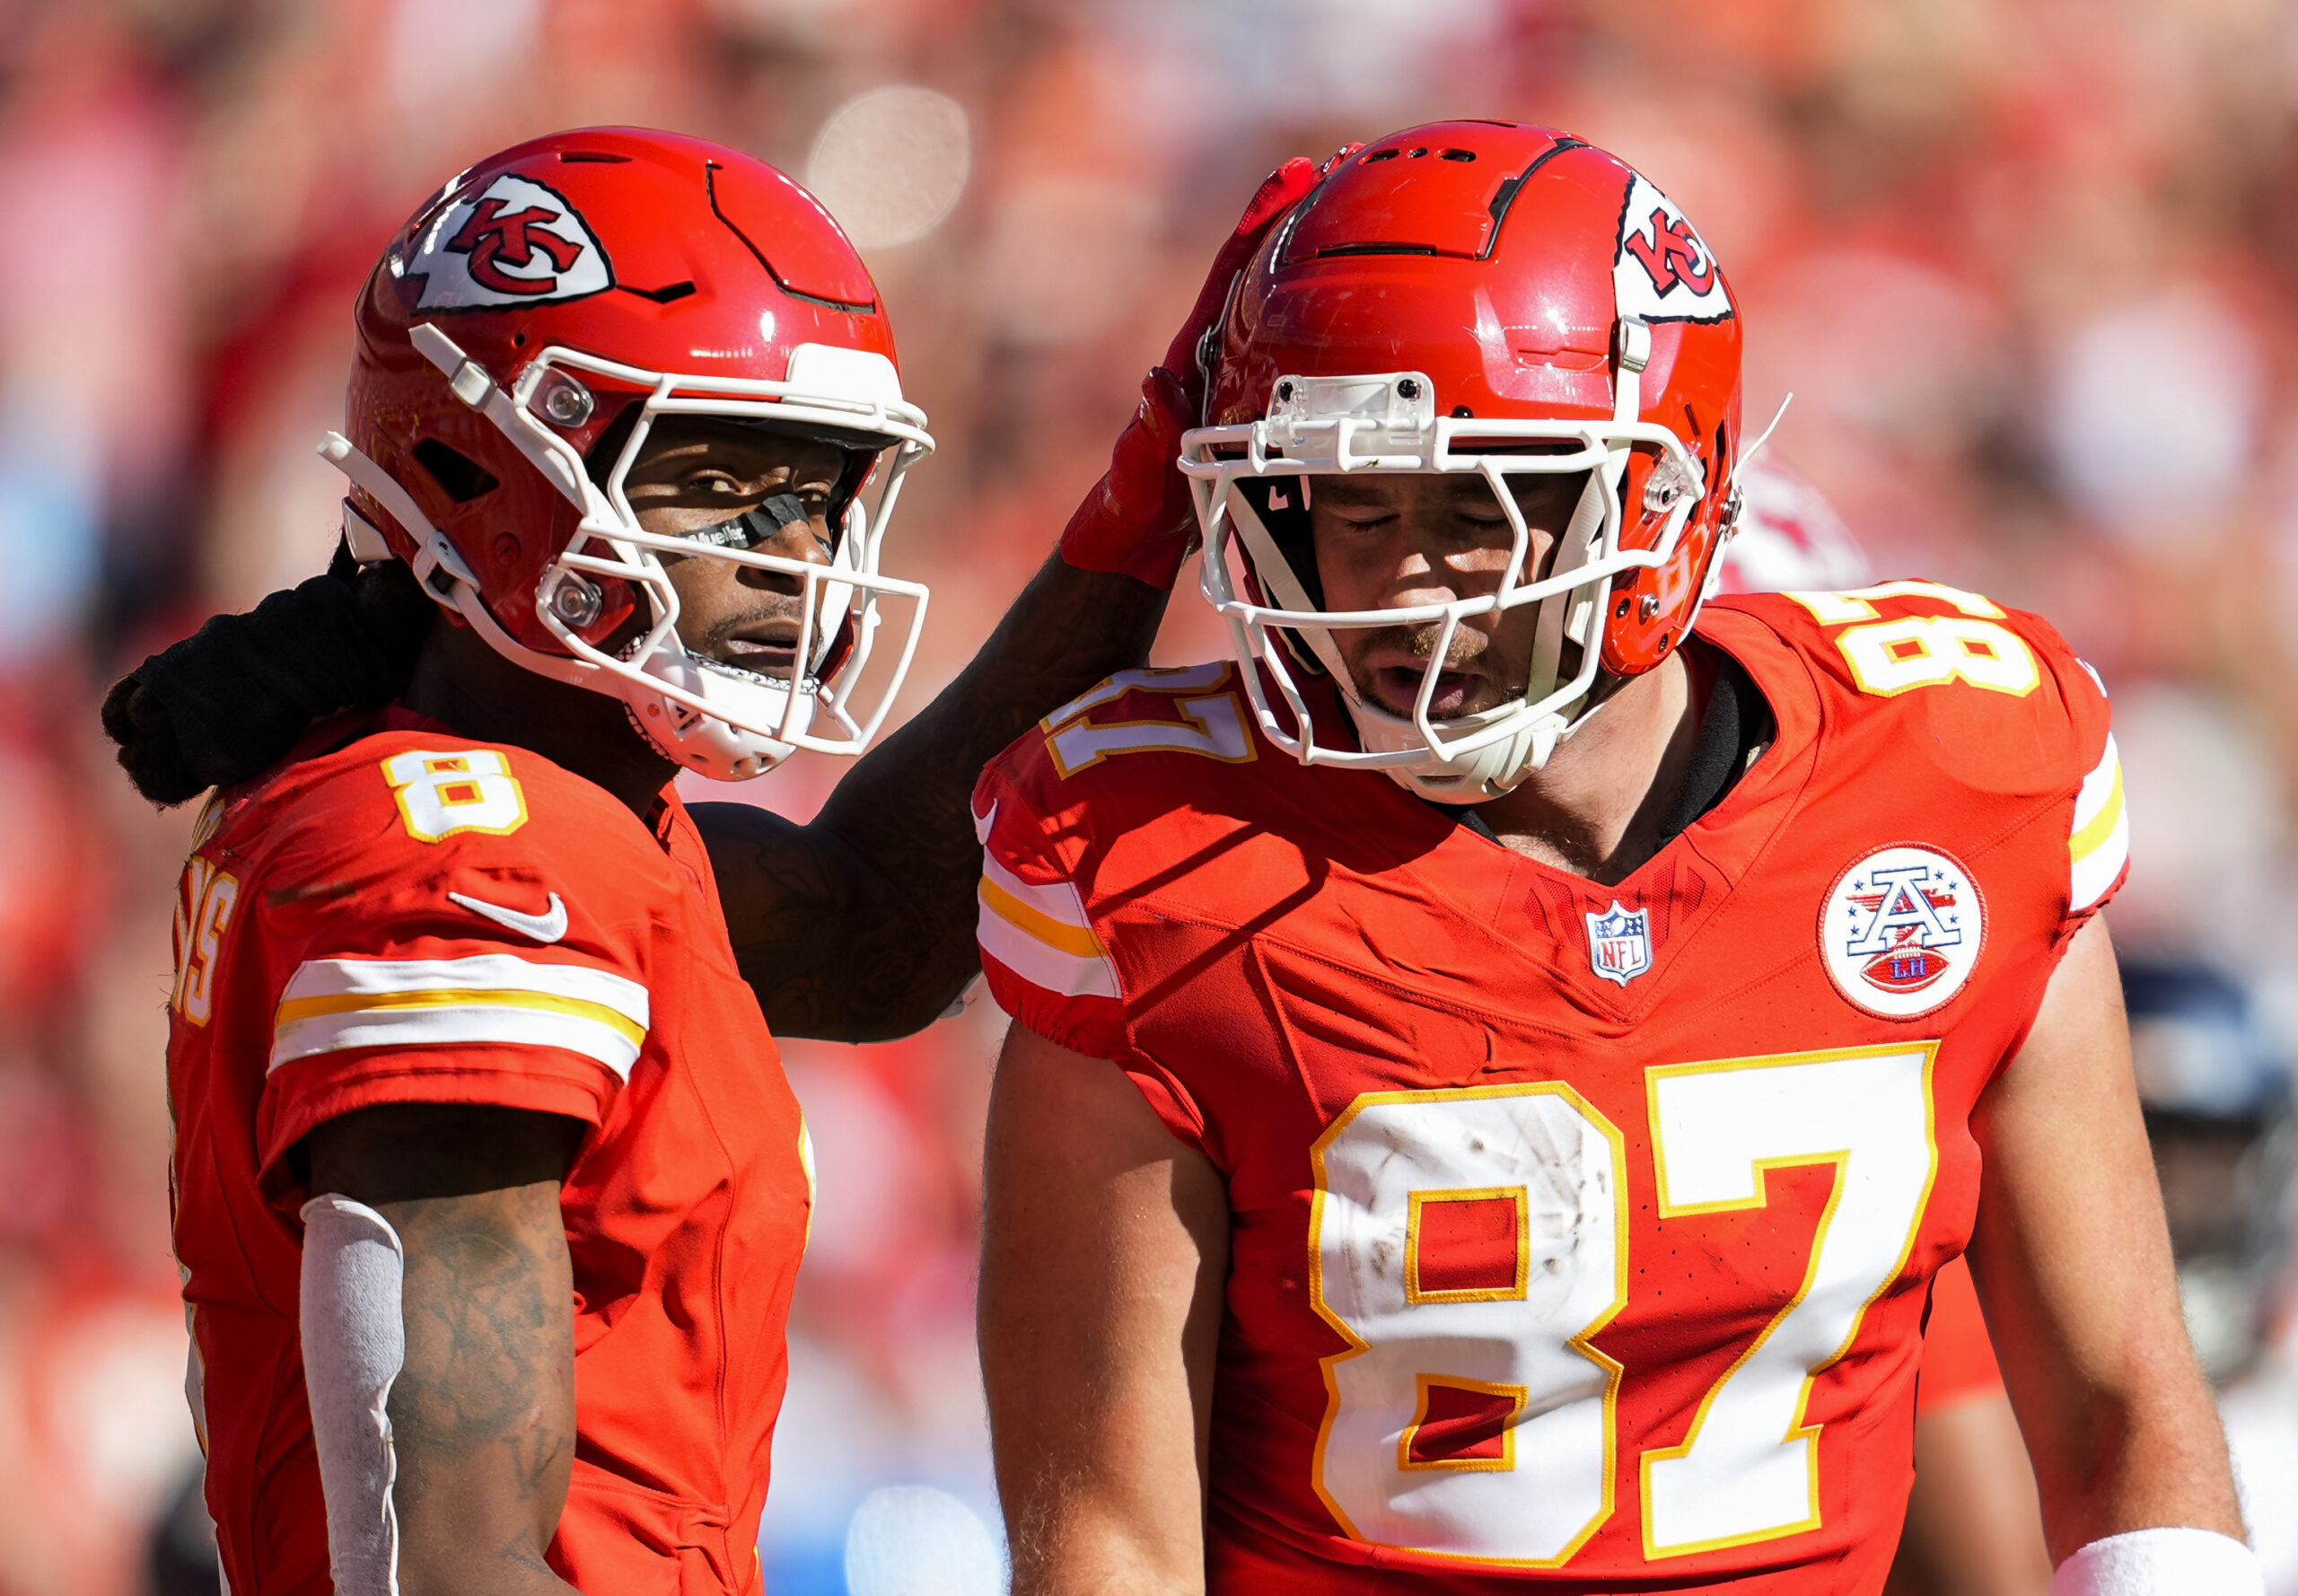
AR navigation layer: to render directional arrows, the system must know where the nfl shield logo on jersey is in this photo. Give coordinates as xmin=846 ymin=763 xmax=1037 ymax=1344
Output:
xmin=1820 ymin=844 xmax=1987 ymax=1018
xmin=1586 ymin=900 xmax=1653 ymax=987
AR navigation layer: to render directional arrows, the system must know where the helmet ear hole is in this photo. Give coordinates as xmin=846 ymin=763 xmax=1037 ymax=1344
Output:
xmin=412 ymin=439 xmax=501 ymax=503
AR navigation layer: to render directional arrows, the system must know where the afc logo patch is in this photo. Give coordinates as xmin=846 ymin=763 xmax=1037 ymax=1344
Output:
xmin=1820 ymin=845 xmax=1985 ymax=1019
xmin=1612 ymin=171 xmax=1733 ymax=326
xmin=405 ymin=173 xmax=613 ymax=311
xmin=1586 ymin=899 xmax=1653 ymax=987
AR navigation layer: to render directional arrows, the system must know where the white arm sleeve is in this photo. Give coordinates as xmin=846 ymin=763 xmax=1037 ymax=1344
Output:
xmin=300 ymin=1194 xmax=407 ymax=1596
xmin=2050 ymin=1527 xmax=2262 ymax=1596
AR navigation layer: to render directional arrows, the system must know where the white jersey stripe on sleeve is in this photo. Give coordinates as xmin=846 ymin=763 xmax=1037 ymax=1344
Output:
xmin=981 ymin=850 xmax=1100 ymax=936
xmin=272 ymin=954 xmax=650 ymax=1079
xmin=978 ymin=906 xmax=1121 ymax=1000
xmin=977 ymin=798 xmax=1121 ymax=1001
xmin=2068 ymin=735 xmax=2128 ymax=913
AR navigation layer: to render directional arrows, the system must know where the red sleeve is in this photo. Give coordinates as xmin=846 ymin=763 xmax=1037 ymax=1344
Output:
xmin=247 ymin=750 xmax=660 ymax=1203
xmin=973 ymin=754 xmax=1213 ymax=1156
xmin=1917 ymin=1252 xmax=2006 ymax=1412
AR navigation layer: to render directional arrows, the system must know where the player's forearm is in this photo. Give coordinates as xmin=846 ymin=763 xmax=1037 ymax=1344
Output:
xmin=306 ymin=1105 xmax=587 ymax=1596
xmin=708 ymin=556 xmax=1167 ymax=1040
xmin=1005 ymin=1512 xmax=1207 ymax=1596
xmin=1969 ymin=920 xmax=2247 ymax=1561
xmin=2034 ymin=1383 xmax=2247 ymax=1560
xmin=815 ymin=554 xmax=1167 ymax=1024
xmin=381 ymin=1179 xmax=583 ymax=1596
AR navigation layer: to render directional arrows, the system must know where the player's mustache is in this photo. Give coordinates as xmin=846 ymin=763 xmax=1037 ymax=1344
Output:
xmin=689 ymin=592 xmax=827 ymax=660
xmin=1353 ymin=620 xmax=1493 ymax=673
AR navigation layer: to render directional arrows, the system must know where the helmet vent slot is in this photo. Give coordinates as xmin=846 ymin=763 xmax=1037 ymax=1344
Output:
xmin=620 ymin=280 xmax=697 ymax=304
xmin=412 ymin=439 xmax=501 ymax=504
xmin=559 ymin=152 xmax=631 ymax=163
xmin=1316 ymin=241 xmax=1438 ymax=259
xmin=1478 ymin=136 xmax=1585 ymax=260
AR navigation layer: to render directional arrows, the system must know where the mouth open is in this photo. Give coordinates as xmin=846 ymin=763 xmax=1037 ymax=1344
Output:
xmin=710 ymin=609 xmax=811 ymax=679
xmin=723 ymin=633 xmax=799 ymax=674
xmin=1371 ymin=663 xmax=1486 ymax=719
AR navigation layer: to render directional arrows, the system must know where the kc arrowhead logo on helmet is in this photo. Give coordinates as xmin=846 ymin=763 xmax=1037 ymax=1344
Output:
xmin=406 ymin=173 xmax=613 ymax=311
xmin=329 ymin=128 xmax=935 ymax=785
xmin=1614 ymin=172 xmax=1732 ymax=325
xmin=1181 ymin=123 xmax=1748 ymax=802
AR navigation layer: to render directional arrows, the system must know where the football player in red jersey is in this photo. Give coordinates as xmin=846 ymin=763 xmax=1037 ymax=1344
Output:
xmin=973 ymin=124 xmax=2255 ymax=1594
xmin=1726 ymin=463 xmax=2053 ymax=1596
xmin=110 ymin=128 xmax=1321 ymax=1596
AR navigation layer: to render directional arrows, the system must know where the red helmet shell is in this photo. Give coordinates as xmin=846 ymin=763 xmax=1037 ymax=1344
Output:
xmin=346 ymin=127 xmax=900 ymax=654
xmin=1206 ymin=122 xmax=1743 ymax=676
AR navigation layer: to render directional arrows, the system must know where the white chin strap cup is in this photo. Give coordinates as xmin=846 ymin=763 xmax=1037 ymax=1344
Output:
xmin=1345 ymin=696 xmax=1566 ymax=803
xmin=2050 ymin=1528 xmax=2262 ymax=1596
xmin=300 ymin=1195 xmax=407 ymax=1596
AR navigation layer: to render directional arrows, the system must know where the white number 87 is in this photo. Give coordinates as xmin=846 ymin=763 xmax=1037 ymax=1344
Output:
xmin=1787 ymin=581 xmax=2041 ymax=699
xmin=1309 ymin=1043 xmax=1938 ymax=1568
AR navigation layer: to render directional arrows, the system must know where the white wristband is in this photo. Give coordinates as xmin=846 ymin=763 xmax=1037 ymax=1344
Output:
xmin=2050 ymin=1528 xmax=2262 ymax=1596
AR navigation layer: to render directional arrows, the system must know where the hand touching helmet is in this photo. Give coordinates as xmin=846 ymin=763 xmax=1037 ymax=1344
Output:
xmin=1057 ymin=155 xmax=1329 ymax=589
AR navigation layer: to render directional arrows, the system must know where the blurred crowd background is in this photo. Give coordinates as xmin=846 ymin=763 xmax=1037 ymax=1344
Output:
xmin=2 ymin=0 xmax=2297 ymax=1592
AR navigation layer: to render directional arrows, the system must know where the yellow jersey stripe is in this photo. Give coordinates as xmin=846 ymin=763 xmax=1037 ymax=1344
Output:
xmin=2068 ymin=759 xmax=2125 ymax=864
xmin=978 ymin=875 xmax=1107 ymax=959
xmin=275 ymin=987 xmax=647 ymax=1049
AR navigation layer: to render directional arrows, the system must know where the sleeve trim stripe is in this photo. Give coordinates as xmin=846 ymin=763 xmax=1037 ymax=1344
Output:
xmin=276 ymin=987 xmax=646 ymax=1047
xmin=269 ymin=1004 xmax=643 ymax=1079
xmin=980 ymin=850 xmax=1097 ymax=931
xmin=282 ymin=954 xmax=648 ymax=1022
xmin=978 ymin=903 xmax=1120 ymax=1001
xmin=978 ymin=876 xmax=1107 ymax=959
xmin=2069 ymin=805 xmax=2130 ymax=914
xmin=2068 ymin=761 xmax=2124 ymax=865
xmin=2070 ymin=737 xmax=2123 ymax=851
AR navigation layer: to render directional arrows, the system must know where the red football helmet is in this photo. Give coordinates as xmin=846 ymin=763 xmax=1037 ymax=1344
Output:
xmin=324 ymin=127 xmax=935 ymax=779
xmin=1182 ymin=122 xmax=1744 ymax=800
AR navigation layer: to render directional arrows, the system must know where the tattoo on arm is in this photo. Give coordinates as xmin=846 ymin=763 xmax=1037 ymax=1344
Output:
xmin=385 ymin=1182 xmax=571 ymax=1503
xmin=304 ymin=1104 xmax=584 ymax=1596
xmin=382 ymin=1180 xmax=579 ymax=1592
xmin=698 ymin=557 xmax=1167 ymax=1041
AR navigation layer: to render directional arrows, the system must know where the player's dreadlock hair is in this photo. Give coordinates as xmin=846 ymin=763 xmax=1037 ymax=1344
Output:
xmin=101 ymin=546 xmax=436 ymax=806
xmin=101 ymin=401 xmax=681 ymax=805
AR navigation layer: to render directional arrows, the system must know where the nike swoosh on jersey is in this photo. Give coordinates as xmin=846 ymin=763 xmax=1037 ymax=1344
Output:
xmin=448 ymin=890 xmax=569 ymax=944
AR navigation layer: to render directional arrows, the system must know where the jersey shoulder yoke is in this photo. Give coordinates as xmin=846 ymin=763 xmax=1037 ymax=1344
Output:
xmin=1703 ymin=583 xmax=2113 ymax=805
